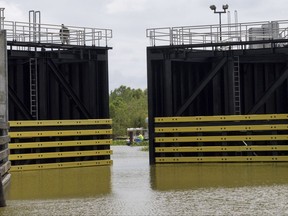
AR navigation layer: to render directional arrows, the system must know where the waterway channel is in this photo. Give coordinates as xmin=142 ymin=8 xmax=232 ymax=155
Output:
xmin=1 ymin=146 xmax=288 ymax=215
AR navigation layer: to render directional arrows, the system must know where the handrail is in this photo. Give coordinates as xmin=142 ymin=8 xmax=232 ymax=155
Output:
xmin=147 ymin=19 xmax=288 ymax=49
xmin=2 ymin=20 xmax=112 ymax=48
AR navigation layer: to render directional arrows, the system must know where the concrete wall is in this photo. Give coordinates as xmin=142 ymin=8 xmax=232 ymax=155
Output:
xmin=0 ymin=30 xmax=7 ymax=122
xmin=0 ymin=30 xmax=7 ymax=207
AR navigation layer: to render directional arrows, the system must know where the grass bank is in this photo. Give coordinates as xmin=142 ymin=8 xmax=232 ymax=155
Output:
xmin=112 ymin=140 xmax=149 ymax=151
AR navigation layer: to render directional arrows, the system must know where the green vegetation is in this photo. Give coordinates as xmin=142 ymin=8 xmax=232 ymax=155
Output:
xmin=112 ymin=140 xmax=148 ymax=146
xmin=131 ymin=140 xmax=149 ymax=147
xmin=109 ymin=85 xmax=148 ymax=138
xmin=112 ymin=140 xmax=127 ymax=146
xmin=140 ymin=146 xmax=149 ymax=151
xmin=109 ymin=85 xmax=149 ymax=151
xmin=111 ymin=140 xmax=149 ymax=151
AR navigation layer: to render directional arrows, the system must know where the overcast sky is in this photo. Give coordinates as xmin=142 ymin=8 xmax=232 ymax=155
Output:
xmin=1 ymin=0 xmax=288 ymax=91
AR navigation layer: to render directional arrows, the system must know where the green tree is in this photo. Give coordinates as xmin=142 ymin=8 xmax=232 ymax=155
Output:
xmin=109 ymin=85 xmax=147 ymax=137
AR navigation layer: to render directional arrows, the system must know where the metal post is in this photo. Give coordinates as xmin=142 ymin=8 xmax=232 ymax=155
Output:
xmin=227 ymin=11 xmax=231 ymax=41
xmin=218 ymin=13 xmax=222 ymax=41
xmin=210 ymin=4 xmax=229 ymax=42
xmin=29 ymin=10 xmax=34 ymax=42
xmin=83 ymin=28 xmax=86 ymax=46
xmin=33 ymin=11 xmax=36 ymax=42
xmin=35 ymin=11 xmax=41 ymax=42
xmin=0 ymin=8 xmax=4 ymax=30
xmin=92 ymin=28 xmax=95 ymax=46
xmin=169 ymin=28 xmax=173 ymax=45
xmin=235 ymin=10 xmax=239 ymax=41
xmin=104 ymin=29 xmax=107 ymax=47
xmin=29 ymin=10 xmax=41 ymax=43
xmin=149 ymin=30 xmax=154 ymax=46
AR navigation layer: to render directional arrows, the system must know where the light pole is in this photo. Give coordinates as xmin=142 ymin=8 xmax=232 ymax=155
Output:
xmin=210 ymin=4 xmax=229 ymax=42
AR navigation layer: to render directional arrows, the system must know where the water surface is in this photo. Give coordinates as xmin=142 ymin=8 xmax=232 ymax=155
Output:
xmin=1 ymin=146 xmax=288 ymax=215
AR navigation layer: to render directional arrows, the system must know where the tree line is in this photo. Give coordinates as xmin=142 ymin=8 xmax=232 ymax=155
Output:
xmin=109 ymin=85 xmax=148 ymax=137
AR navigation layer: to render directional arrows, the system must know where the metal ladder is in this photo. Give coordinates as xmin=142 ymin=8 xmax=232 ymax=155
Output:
xmin=233 ymin=56 xmax=241 ymax=115
xmin=29 ymin=58 xmax=38 ymax=119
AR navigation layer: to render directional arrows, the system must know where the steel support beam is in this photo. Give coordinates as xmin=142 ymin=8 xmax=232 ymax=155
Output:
xmin=212 ymin=68 xmax=222 ymax=115
xmin=147 ymin=49 xmax=155 ymax=165
xmin=38 ymin=58 xmax=48 ymax=119
xmin=164 ymin=59 xmax=173 ymax=116
xmin=88 ymin=60 xmax=97 ymax=117
xmin=100 ymin=51 xmax=110 ymax=118
xmin=248 ymin=65 xmax=288 ymax=114
xmin=47 ymin=59 xmax=91 ymax=118
xmin=175 ymin=57 xmax=227 ymax=116
xmin=8 ymin=86 xmax=32 ymax=120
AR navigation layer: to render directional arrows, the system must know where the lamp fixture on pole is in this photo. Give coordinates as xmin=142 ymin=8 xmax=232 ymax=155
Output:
xmin=210 ymin=4 xmax=229 ymax=42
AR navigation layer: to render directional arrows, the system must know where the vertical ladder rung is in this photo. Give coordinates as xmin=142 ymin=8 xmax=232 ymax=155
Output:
xmin=30 ymin=58 xmax=38 ymax=120
xmin=233 ymin=56 xmax=241 ymax=115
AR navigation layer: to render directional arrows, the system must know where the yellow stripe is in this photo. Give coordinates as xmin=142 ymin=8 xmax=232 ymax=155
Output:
xmin=155 ymin=124 xmax=288 ymax=133
xmin=155 ymin=135 xmax=288 ymax=142
xmin=9 ymin=129 xmax=112 ymax=138
xmin=155 ymin=114 xmax=288 ymax=123
xmin=9 ymin=150 xmax=112 ymax=160
xmin=10 ymin=159 xmax=113 ymax=171
xmin=156 ymin=156 xmax=288 ymax=163
xmin=155 ymin=145 xmax=288 ymax=153
xmin=9 ymin=139 xmax=112 ymax=149
xmin=9 ymin=119 xmax=112 ymax=127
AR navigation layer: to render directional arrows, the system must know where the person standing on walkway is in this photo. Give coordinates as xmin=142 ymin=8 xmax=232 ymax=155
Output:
xmin=59 ymin=24 xmax=70 ymax=44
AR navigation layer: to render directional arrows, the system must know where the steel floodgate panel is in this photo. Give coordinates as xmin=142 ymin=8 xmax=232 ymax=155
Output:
xmin=147 ymin=20 xmax=288 ymax=164
xmin=4 ymin=14 xmax=112 ymax=121
xmin=2 ymin=14 xmax=113 ymax=170
xmin=9 ymin=119 xmax=113 ymax=170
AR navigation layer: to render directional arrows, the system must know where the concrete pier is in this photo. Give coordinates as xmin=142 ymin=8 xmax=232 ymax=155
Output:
xmin=0 ymin=30 xmax=8 ymax=207
xmin=0 ymin=30 xmax=7 ymax=123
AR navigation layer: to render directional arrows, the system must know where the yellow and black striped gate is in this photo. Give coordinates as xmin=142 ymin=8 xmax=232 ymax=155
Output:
xmin=9 ymin=119 xmax=112 ymax=171
xmin=152 ymin=114 xmax=288 ymax=163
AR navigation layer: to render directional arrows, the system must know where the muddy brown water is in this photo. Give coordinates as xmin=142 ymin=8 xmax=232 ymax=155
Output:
xmin=1 ymin=146 xmax=288 ymax=215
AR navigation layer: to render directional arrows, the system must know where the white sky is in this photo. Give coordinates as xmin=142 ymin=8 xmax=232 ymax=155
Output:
xmin=1 ymin=0 xmax=288 ymax=91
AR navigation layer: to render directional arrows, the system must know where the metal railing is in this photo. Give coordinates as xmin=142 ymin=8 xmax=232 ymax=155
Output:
xmin=147 ymin=20 xmax=288 ymax=49
xmin=2 ymin=20 xmax=112 ymax=47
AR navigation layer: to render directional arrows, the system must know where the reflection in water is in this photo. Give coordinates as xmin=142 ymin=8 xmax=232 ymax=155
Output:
xmin=6 ymin=166 xmax=111 ymax=200
xmin=1 ymin=147 xmax=288 ymax=215
xmin=150 ymin=163 xmax=288 ymax=191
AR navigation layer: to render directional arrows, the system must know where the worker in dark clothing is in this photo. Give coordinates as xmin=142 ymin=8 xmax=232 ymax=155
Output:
xmin=59 ymin=24 xmax=70 ymax=44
